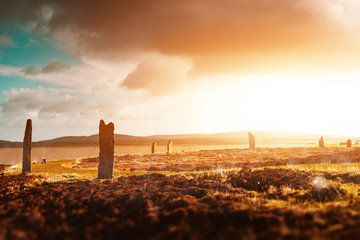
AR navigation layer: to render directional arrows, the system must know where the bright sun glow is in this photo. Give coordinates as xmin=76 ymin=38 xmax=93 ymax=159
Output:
xmin=193 ymin=72 xmax=360 ymax=136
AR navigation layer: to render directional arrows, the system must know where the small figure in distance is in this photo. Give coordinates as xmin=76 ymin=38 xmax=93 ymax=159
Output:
xmin=42 ymin=157 xmax=47 ymax=164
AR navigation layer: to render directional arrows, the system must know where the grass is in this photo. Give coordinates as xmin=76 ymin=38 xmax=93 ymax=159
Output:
xmin=6 ymin=158 xmax=360 ymax=182
xmin=5 ymin=159 xmax=98 ymax=181
xmin=4 ymin=159 xmax=184 ymax=181
xmin=5 ymin=155 xmax=360 ymax=203
xmin=260 ymin=163 xmax=360 ymax=207
xmin=183 ymin=167 xmax=242 ymax=181
xmin=262 ymin=163 xmax=360 ymax=175
xmin=4 ymin=156 xmax=246 ymax=182
xmin=5 ymin=155 xmax=360 ymax=214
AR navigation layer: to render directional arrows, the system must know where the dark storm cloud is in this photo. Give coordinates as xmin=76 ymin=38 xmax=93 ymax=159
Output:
xmin=1 ymin=0 xmax=359 ymax=74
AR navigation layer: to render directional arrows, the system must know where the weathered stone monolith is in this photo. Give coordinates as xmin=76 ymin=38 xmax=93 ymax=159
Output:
xmin=167 ymin=140 xmax=173 ymax=154
xmin=152 ymin=142 xmax=157 ymax=154
xmin=22 ymin=119 xmax=32 ymax=173
xmin=347 ymin=139 xmax=352 ymax=148
xmin=98 ymin=120 xmax=114 ymax=179
xmin=319 ymin=136 xmax=324 ymax=148
xmin=248 ymin=132 xmax=255 ymax=149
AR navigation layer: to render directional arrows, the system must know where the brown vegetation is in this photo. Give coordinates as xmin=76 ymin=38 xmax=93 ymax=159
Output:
xmin=0 ymin=171 xmax=358 ymax=239
xmin=2 ymin=147 xmax=360 ymax=239
xmin=77 ymin=147 xmax=360 ymax=172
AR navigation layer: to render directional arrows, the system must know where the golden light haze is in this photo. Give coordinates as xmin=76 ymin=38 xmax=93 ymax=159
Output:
xmin=185 ymin=72 xmax=360 ymax=137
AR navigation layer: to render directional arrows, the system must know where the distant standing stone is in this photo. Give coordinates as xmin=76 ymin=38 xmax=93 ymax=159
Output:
xmin=152 ymin=142 xmax=157 ymax=154
xmin=347 ymin=139 xmax=352 ymax=148
xmin=98 ymin=120 xmax=115 ymax=179
xmin=167 ymin=140 xmax=173 ymax=154
xmin=319 ymin=136 xmax=325 ymax=148
xmin=22 ymin=119 xmax=32 ymax=173
xmin=248 ymin=132 xmax=255 ymax=149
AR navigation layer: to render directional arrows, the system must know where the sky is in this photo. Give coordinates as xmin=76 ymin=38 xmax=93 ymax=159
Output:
xmin=1 ymin=0 xmax=360 ymax=141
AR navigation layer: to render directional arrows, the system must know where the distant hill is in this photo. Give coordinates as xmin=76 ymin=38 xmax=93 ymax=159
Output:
xmin=0 ymin=131 xmax=350 ymax=148
xmin=0 ymin=140 xmax=22 ymax=148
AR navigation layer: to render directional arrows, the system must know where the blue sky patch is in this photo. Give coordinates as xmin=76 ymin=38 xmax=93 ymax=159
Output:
xmin=0 ymin=26 xmax=81 ymax=97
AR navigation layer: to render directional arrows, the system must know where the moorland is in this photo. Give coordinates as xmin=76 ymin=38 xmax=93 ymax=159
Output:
xmin=2 ymin=146 xmax=360 ymax=239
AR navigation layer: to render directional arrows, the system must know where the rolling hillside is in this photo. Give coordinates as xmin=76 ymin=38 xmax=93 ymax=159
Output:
xmin=0 ymin=131 xmax=349 ymax=148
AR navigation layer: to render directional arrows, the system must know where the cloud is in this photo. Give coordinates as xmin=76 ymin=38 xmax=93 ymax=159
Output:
xmin=0 ymin=86 xmax=135 ymax=126
xmin=30 ymin=61 xmax=122 ymax=89
xmin=22 ymin=65 xmax=39 ymax=75
xmin=122 ymin=55 xmax=192 ymax=96
xmin=0 ymin=85 xmax=192 ymax=140
xmin=39 ymin=94 xmax=84 ymax=114
xmin=0 ymin=35 xmax=12 ymax=46
xmin=1 ymin=87 xmax=48 ymax=114
xmin=0 ymin=87 xmax=87 ymax=127
xmin=1 ymin=60 xmax=129 ymax=92
xmin=24 ymin=38 xmax=39 ymax=48
xmin=41 ymin=61 xmax=70 ymax=73
xmin=0 ymin=86 xmax=92 ymax=140
xmin=23 ymin=61 xmax=71 ymax=75
xmin=0 ymin=64 xmax=23 ymax=76
xmin=1 ymin=0 xmax=360 ymax=74
xmin=0 ymin=87 xmax=82 ymax=115
xmin=18 ymin=60 xmax=110 ymax=90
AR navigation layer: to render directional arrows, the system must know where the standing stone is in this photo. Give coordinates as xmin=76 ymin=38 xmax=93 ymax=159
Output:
xmin=167 ymin=140 xmax=173 ymax=154
xmin=347 ymin=139 xmax=352 ymax=148
xmin=98 ymin=120 xmax=114 ymax=179
xmin=22 ymin=119 xmax=32 ymax=173
xmin=152 ymin=142 xmax=157 ymax=154
xmin=319 ymin=136 xmax=325 ymax=148
xmin=248 ymin=132 xmax=255 ymax=149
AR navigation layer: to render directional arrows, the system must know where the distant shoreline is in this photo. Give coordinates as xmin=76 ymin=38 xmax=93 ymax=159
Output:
xmin=1 ymin=144 xmax=357 ymax=166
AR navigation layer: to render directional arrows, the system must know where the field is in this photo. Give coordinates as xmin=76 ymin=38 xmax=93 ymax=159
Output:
xmin=0 ymin=143 xmax=317 ymax=165
xmin=2 ymin=146 xmax=360 ymax=239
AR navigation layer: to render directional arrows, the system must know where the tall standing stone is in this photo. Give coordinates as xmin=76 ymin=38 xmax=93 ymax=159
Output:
xmin=98 ymin=120 xmax=114 ymax=179
xmin=22 ymin=119 xmax=32 ymax=173
xmin=248 ymin=132 xmax=255 ymax=149
xmin=319 ymin=136 xmax=325 ymax=148
xmin=167 ymin=140 xmax=173 ymax=154
xmin=152 ymin=142 xmax=157 ymax=154
xmin=347 ymin=139 xmax=352 ymax=148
